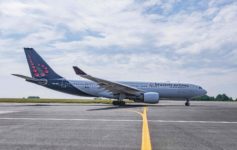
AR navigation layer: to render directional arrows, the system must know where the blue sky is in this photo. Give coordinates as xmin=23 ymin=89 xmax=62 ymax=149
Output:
xmin=0 ymin=0 xmax=236 ymax=99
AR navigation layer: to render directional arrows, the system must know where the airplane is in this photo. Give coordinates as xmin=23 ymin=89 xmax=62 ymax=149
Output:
xmin=13 ymin=48 xmax=207 ymax=106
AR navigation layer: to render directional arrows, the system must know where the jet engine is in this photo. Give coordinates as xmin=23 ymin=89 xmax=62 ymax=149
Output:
xmin=143 ymin=92 xmax=159 ymax=103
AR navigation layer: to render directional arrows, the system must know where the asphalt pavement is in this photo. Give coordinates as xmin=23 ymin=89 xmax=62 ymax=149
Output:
xmin=0 ymin=101 xmax=237 ymax=150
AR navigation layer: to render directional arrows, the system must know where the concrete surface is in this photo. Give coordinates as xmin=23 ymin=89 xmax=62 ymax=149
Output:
xmin=0 ymin=101 xmax=237 ymax=150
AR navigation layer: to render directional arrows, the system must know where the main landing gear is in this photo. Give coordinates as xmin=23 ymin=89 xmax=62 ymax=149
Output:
xmin=185 ymin=99 xmax=190 ymax=106
xmin=112 ymin=101 xmax=126 ymax=106
xmin=112 ymin=93 xmax=126 ymax=106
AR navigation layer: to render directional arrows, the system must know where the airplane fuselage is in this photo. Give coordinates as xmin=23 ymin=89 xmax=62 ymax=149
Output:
xmin=36 ymin=78 xmax=206 ymax=102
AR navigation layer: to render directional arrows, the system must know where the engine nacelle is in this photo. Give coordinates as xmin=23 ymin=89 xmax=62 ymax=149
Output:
xmin=143 ymin=92 xmax=159 ymax=103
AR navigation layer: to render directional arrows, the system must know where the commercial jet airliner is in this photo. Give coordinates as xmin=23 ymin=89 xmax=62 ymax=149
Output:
xmin=13 ymin=48 xmax=207 ymax=106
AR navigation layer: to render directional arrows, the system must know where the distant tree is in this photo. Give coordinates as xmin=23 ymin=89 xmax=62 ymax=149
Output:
xmin=209 ymin=96 xmax=215 ymax=101
xmin=193 ymin=95 xmax=214 ymax=101
xmin=27 ymin=96 xmax=40 ymax=99
xmin=200 ymin=95 xmax=209 ymax=100
xmin=215 ymin=94 xmax=232 ymax=101
xmin=193 ymin=94 xmax=233 ymax=101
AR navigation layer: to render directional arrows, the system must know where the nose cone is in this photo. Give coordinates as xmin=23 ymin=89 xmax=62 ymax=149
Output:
xmin=202 ymin=89 xmax=207 ymax=95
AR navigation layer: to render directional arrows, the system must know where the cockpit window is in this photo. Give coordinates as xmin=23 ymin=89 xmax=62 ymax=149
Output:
xmin=199 ymin=86 xmax=202 ymax=89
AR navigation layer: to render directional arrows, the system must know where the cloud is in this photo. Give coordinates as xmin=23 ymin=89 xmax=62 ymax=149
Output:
xmin=0 ymin=0 xmax=236 ymax=98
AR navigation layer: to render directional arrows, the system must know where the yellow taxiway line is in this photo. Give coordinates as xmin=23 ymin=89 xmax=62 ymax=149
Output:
xmin=118 ymin=106 xmax=152 ymax=150
xmin=141 ymin=107 xmax=152 ymax=150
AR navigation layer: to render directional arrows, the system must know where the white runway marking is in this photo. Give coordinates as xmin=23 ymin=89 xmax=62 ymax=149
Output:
xmin=0 ymin=117 xmax=237 ymax=124
xmin=0 ymin=117 xmax=141 ymax=122
xmin=0 ymin=111 xmax=19 ymax=114
xmin=149 ymin=120 xmax=237 ymax=124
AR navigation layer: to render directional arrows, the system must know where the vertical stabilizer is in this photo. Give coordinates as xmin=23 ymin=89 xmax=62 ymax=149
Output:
xmin=24 ymin=48 xmax=62 ymax=79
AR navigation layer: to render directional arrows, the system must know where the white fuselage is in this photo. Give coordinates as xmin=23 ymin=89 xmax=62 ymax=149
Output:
xmin=67 ymin=80 xmax=207 ymax=100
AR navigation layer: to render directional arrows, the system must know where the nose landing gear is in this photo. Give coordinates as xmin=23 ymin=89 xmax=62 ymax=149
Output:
xmin=185 ymin=99 xmax=190 ymax=106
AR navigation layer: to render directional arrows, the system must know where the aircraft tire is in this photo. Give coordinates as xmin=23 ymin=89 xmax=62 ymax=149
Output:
xmin=185 ymin=100 xmax=190 ymax=106
xmin=112 ymin=101 xmax=118 ymax=105
xmin=119 ymin=101 xmax=126 ymax=106
xmin=112 ymin=101 xmax=126 ymax=106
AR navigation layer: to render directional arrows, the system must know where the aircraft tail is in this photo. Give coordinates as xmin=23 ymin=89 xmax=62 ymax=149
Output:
xmin=24 ymin=48 xmax=62 ymax=79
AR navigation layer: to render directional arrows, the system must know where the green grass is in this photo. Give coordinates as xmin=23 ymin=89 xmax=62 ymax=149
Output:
xmin=0 ymin=98 xmax=134 ymax=104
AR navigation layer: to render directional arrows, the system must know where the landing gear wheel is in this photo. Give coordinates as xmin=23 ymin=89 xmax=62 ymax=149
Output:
xmin=119 ymin=101 xmax=125 ymax=106
xmin=185 ymin=99 xmax=190 ymax=106
xmin=112 ymin=101 xmax=118 ymax=105
xmin=112 ymin=101 xmax=125 ymax=106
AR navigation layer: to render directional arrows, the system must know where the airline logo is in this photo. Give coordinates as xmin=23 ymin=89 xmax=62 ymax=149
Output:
xmin=28 ymin=54 xmax=49 ymax=77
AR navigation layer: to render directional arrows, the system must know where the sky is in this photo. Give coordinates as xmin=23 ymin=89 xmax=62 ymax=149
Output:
xmin=0 ymin=0 xmax=236 ymax=99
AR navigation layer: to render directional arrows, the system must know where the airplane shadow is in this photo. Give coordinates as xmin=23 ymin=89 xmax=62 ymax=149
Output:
xmin=0 ymin=103 xmax=205 ymax=109
xmin=0 ymin=104 xmax=113 ymax=107
xmin=87 ymin=104 xmax=148 ymax=111
xmin=86 ymin=104 xmax=206 ymax=111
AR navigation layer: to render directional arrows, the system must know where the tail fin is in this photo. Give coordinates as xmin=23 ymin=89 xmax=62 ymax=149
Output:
xmin=24 ymin=48 xmax=62 ymax=79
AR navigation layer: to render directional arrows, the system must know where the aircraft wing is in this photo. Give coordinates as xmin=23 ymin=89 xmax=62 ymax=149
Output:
xmin=73 ymin=66 xmax=144 ymax=95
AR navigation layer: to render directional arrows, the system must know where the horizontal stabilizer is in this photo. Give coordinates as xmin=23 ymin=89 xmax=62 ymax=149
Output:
xmin=12 ymin=74 xmax=47 ymax=85
xmin=12 ymin=74 xmax=35 ymax=80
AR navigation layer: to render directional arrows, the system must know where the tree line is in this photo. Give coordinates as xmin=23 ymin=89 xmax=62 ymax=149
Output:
xmin=193 ymin=94 xmax=236 ymax=101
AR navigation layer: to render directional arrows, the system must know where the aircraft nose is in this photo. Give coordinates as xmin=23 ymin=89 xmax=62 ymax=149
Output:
xmin=203 ymin=89 xmax=207 ymax=95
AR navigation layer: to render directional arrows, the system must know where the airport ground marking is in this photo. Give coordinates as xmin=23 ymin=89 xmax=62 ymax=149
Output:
xmin=0 ymin=111 xmax=19 ymax=114
xmin=0 ymin=117 xmax=141 ymax=122
xmin=1 ymin=117 xmax=237 ymax=124
xmin=125 ymin=107 xmax=152 ymax=150
xmin=125 ymin=109 xmax=143 ymax=116
xmin=141 ymin=107 xmax=152 ymax=150
xmin=148 ymin=120 xmax=237 ymax=124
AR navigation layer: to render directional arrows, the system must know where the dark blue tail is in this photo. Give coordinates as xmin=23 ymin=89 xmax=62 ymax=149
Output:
xmin=24 ymin=48 xmax=62 ymax=79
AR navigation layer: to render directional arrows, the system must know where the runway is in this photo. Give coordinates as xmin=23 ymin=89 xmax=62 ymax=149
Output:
xmin=0 ymin=101 xmax=237 ymax=150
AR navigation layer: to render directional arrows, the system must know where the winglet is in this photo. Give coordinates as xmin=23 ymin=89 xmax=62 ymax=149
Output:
xmin=73 ymin=66 xmax=87 ymax=75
